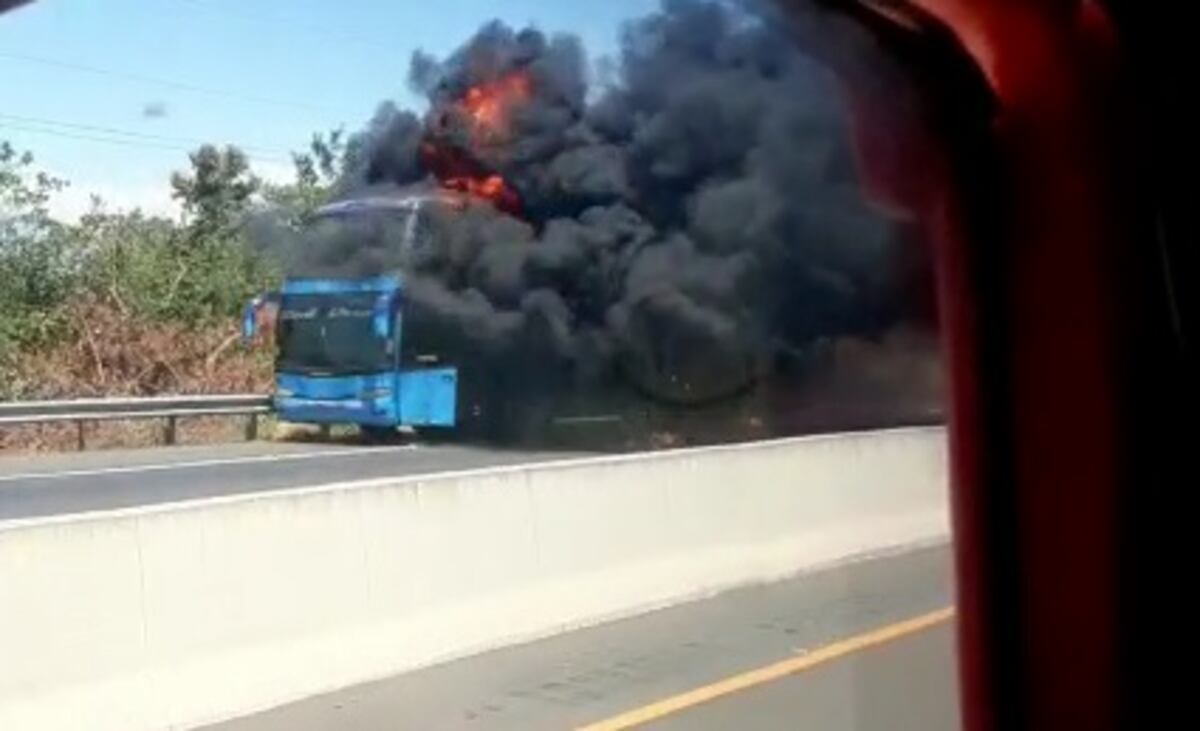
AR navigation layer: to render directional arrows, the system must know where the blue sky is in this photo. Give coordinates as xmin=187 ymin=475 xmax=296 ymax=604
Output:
xmin=0 ymin=0 xmax=656 ymax=218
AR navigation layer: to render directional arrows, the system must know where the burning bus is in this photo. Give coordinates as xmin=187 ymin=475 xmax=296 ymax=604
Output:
xmin=243 ymin=7 xmax=938 ymax=445
xmin=242 ymin=191 xmax=477 ymax=440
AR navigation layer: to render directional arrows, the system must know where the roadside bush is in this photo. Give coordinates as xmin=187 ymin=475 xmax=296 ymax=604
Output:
xmin=2 ymin=141 xmax=282 ymax=407
xmin=74 ymin=207 xmax=279 ymax=326
xmin=0 ymin=144 xmax=75 ymax=357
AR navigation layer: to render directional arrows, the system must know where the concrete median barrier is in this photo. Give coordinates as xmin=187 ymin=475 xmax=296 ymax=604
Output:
xmin=0 ymin=427 xmax=948 ymax=730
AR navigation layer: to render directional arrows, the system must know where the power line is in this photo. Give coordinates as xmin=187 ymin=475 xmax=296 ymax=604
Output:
xmin=0 ymin=112 xmax=294 ymax=159
xmin=0 ymin=119 xmax=292 ymax=165
xmin=0 ymin=49 xmax=338 ymax=116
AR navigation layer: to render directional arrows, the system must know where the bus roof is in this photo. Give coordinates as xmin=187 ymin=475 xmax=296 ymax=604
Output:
xmin=280 ymin=275 xmax=401 ymax=295
xmin=313 ymin=189 xmax=465 ymax=218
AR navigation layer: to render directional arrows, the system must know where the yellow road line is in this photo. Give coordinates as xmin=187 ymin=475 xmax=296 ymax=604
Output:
xmin=576 ymin=606 xmax=955 ymax=731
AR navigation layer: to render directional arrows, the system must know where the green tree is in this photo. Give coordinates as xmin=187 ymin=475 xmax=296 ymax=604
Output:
xmin=0 ymin=140 xmax=65 ymax=246
xmin=170 ymin=144 xmax=261 ymax=243
xmin=73 ymin=203 xmax=187 ymax=320
xmin=0 ymin=142 xmax=73 ymax=358
xmin=164 ymin=145 xmax=277 ymax=321
xmin=1 ymin=139 xmax=283 ymax=402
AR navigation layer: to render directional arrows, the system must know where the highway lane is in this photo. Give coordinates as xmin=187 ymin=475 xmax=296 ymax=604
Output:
xmin=640 ymin=619 xmax=956 ymax=731
xmin=0 ymin=440 xmax=586 ymax=521
xmin=206 ymin=545 xmax=957 ymax=731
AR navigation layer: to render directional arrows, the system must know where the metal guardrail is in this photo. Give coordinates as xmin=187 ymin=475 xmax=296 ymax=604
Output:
xmin=0 ymin=394 xmax=273 ymax=450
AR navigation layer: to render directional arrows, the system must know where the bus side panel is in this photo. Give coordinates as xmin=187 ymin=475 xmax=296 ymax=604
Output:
xmin=398 ymin=368 xmax=458 ymax=427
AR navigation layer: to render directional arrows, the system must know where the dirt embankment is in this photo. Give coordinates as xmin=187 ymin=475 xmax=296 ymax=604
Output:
xmin=1 ymin=301 xmax=272 ymax=453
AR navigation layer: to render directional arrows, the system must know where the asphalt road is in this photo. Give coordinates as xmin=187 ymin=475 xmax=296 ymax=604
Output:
xmin=206 ymin=545 xmax=958 ymax=731
xmin=0 ymin=441 xmax=585 ymax=521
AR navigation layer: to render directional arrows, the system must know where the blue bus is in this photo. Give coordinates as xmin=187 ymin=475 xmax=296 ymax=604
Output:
xmin=244 ymin=274 xmax=458 ymax=438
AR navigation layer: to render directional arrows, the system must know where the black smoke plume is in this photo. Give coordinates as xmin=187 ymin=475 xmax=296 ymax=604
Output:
xmin=269 ymin=0 xmax=940 ymax=445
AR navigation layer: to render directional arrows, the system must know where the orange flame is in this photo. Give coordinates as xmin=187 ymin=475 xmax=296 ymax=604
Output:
xmin=418 ymin=71 xmax=532 ymax=215
xmin=459 ymin=72 xmax=532 ymax=139
xmin=442 ymin=174 xmax=521 ymax=214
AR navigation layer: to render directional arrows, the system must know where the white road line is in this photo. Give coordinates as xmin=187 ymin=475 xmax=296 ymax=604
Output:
xmin=0 ymin=444 xmax=418 ymax=484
